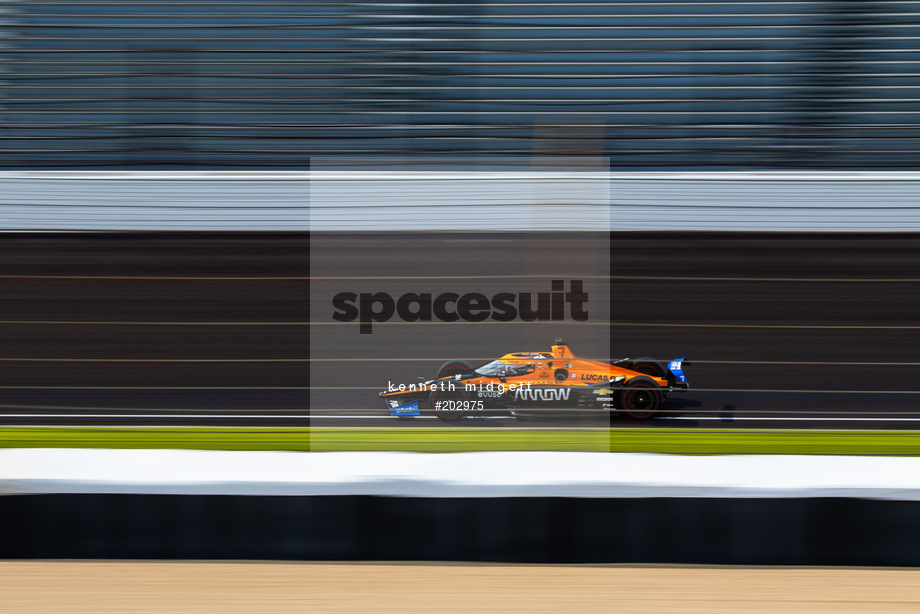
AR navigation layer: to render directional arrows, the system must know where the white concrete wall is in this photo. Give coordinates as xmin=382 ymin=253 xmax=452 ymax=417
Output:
xmin=3 ymin=449 xmax=920 ymax=499
xmin=2 ymin=171 xmax=918 ymax=232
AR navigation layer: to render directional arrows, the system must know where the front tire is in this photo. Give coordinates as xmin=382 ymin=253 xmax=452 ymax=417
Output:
xmin=436 ymin=360 xmax=474 ymax=380
xmin=429 ymin=385 xmax=472 ymax=422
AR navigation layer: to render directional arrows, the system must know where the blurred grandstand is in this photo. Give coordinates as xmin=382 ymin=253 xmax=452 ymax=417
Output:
xmin=1 ymin=0 xmax=918 ymax=169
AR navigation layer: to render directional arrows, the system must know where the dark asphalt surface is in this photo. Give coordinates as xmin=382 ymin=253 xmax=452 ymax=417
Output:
xmin=1 ymin=232 xmax=919 ymax=429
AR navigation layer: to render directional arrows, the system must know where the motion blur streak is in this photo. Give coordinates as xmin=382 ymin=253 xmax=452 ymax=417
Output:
xmin=2 ymin=232 xmax=919 ymax=428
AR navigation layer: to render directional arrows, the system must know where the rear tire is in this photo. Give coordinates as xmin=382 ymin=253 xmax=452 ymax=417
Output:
xmin=630 ymin=359 xmax=667 ymax=379
xmin=618 ymin=377 xmax=662 ymax=420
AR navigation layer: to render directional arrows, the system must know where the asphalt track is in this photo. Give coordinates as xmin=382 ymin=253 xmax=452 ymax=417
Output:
xmin=2 ymin=232 xmax=919 ymax=429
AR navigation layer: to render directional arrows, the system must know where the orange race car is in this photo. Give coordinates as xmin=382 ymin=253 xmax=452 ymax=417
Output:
xmin=379 ymin=339 xmax=690 ymax=421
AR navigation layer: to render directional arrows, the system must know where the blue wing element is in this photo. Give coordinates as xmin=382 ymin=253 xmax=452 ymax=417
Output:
xmin=668 ymin=358 xmax=688 ymax=383
xmin=390 ymin=400 xmax=421 ymax=416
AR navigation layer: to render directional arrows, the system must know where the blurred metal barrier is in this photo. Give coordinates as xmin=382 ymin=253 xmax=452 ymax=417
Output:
xmin=3 ymin=494 xmax=920 ymax=564
xmin=2 ymin=170 xmax=919 ymax=231
xmin=0 ymin=171 xmax=310 ymax=231
xmin=2 ymin=1 xmax=920 ymax=169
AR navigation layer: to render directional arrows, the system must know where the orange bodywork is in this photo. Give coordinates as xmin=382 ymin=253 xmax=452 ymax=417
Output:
xmin=381 ymin=341 xmax=669 ymax=401
xmin=484 ymin=343 xmax=670 ymax=389
xmin=380 ymin=340 xmax=689 ymax=420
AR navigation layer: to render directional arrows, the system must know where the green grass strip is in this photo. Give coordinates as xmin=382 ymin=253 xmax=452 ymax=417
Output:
xmin=310 ymin=427 xmax=609 ymax=452
xmin=1 ymin=426 xmax=920 ymax=455
xmin=0 ymin=427 xmax=311 ymax=451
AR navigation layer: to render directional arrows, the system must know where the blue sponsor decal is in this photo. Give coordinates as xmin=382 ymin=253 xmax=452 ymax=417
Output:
xmin=668 ymin=358 xmax=688 ymax=383
xmin=390 ymin=400 xmax=420 ymax=416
